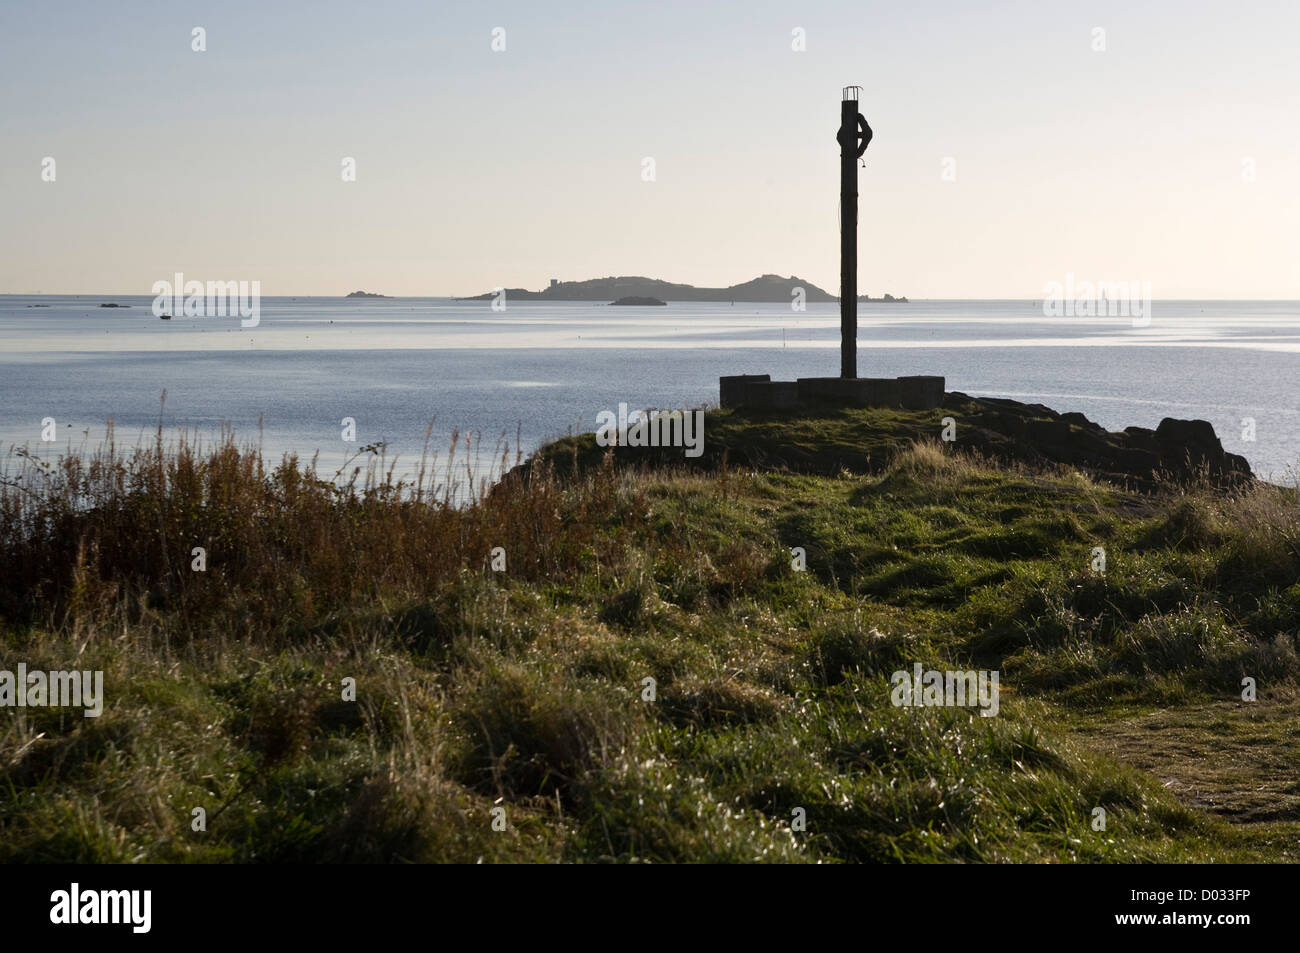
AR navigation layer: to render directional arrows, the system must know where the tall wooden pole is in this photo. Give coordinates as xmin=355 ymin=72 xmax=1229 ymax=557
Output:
xmin=838 ymin=87 xmax=871 ymax=379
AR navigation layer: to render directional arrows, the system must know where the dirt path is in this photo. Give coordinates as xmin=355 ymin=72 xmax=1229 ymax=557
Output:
xmin=1080 ymin=699 xmax=1300 ymax=823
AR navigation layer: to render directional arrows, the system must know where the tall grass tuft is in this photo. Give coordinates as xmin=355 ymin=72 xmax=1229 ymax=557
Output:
xmin=0 ymin=423 xmax=638 ymax=646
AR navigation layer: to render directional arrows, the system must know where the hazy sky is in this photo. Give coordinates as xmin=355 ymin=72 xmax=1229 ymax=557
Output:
xmin=1 ymin=0 xmax=1296 ymax=298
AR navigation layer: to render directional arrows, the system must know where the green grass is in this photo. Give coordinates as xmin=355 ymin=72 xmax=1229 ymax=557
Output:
xmin=1 ymin=407 xmax=1297 ymax=862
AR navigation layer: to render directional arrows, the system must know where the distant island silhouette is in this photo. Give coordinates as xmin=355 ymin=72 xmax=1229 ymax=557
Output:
xmin=611 ymin=296 xmax=667 ymax=306
xmin=346 ymin=290 xmax=387 ymax=298
xmin=457 ymin=274 xmax=907 ymax=303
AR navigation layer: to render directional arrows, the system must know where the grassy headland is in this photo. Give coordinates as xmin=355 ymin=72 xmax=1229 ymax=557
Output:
xmin=1 ymin=405 xmax=1296 ymax=862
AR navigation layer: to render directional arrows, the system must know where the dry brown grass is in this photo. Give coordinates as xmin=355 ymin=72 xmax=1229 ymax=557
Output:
xmin=0 ymin=421 xmax=645 ymax=647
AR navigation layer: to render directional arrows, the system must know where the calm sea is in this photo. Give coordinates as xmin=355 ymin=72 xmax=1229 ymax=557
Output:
xmin=2 ymin=296 xmax=1298 ymax=484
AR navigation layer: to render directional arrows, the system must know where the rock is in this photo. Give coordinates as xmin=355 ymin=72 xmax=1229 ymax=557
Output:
xmin=948 ymin=394 xmax=1251 ymax=488
xmin=1060 ymin=411 xmax=1097 ymax=430
xmin=1155 ymin=418 xmax=1220 ymax=450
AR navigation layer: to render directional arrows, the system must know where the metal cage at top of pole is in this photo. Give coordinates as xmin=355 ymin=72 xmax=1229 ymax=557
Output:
xmin=842 ymin=85 xmax=861 ymax=101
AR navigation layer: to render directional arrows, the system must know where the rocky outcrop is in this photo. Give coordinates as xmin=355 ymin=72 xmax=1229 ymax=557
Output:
xmin=944 ymin=393 xmax=1251 ymax=488
xmin=511 ymin=392 xmax=1252 ymax=493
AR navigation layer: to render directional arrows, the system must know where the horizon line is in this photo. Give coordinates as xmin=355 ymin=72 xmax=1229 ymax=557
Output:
xmin=3 ymin=293 xmax=1300 ymax=303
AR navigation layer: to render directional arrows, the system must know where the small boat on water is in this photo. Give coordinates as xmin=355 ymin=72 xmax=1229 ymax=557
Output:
xmin=159 ymin=314 xmax=172 ymax=320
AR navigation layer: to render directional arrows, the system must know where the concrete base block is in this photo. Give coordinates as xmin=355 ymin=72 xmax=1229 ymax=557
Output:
xmin=719 ymin=374 xmax=770 ymax=408
xmin=745 ymin=381 xmax=799 ymax=408
xmin=722 ymin=374 xmax=946 ymax=410
xmin=857 ymin=378 xmax=904 ymax=407
xmin=897 ymin=375 xmax=945 ymax=410
xmin=798 ymin=377 xmax=904 ymax=407
xmin=796 ymin=377 xmax=855 ymax=402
